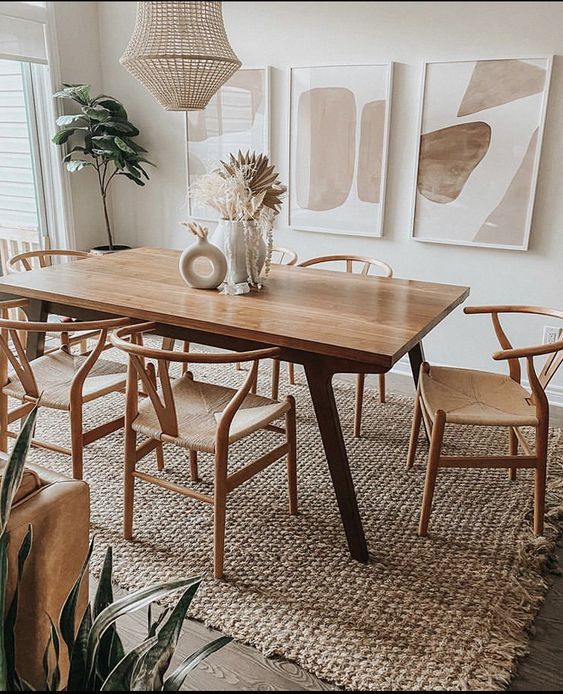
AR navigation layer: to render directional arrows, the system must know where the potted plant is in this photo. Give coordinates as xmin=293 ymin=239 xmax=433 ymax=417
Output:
xmin=52 ymin=84 xmax=154 ymax=253
xmin=190 ymin=151 xmax=285 ymax=294
xmin=0 ymin=409 xmax=231 ymax=691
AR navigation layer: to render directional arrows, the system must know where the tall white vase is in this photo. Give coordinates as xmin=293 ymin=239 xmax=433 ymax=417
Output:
xmin=211 ymin=220 xmax=266 ymax=287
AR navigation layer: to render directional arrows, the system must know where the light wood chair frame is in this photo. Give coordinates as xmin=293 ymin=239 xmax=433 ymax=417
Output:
xmin=7 ymin=249 xmax=98 ymax=355
xmin=0 ymin=306 xmax=130 ymax=479
xmin=408 ymin=305 xmax=563 ymax=538
xmin=296 ymin=255 xmax=394 ymax=437
xmin=110 ymin=323 xmax=298 ymax=579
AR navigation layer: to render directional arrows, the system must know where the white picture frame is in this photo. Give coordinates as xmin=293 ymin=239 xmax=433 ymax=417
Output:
xmin=410 ymin=56 xmax=553 ymax=251
xmin=288 ymin=63 xmax=393 ymax=238
xmin=186 ymin=66 xmax=271 ymax=222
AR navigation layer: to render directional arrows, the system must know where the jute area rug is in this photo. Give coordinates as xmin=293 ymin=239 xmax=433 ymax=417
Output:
xmin=25 ymin=348 xmax=563 ymax=691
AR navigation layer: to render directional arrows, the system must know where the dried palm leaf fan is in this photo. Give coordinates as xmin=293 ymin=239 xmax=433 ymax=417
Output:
xmin=120 ymin=1 xmax=241 ymax=111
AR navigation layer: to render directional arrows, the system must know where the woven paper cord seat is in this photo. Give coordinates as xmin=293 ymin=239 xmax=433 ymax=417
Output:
xmin=420 ymin=364 xmax=538 ymax=427
xmin=132 ymin=375 xmax=290 ymax=453
xmin=3 ymin=351 xmax=127 ymax=411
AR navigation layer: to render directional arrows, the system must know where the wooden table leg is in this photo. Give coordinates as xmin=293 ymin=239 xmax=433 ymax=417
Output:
xmin=408 ymin=341 xmax=429 ymax=442
xmin=304 ymin=358 xmax=369 ymax=563
xmin=24 ymin=299 xmax=47 ymax=360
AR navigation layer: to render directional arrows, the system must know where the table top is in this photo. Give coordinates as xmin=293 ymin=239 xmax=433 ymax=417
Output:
xmin=0 ymin=247 xmax=469 ymax=367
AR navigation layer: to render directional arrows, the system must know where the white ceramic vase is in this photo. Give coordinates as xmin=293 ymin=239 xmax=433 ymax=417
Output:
xmin=178 ymin=236 xmax=227 ymax=289
xmin=211 ymin=220 xmax=266 ymax=287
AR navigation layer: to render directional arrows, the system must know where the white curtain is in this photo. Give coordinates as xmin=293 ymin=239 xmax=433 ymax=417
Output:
xmin=0 ymin=2 xmax=47 ymax=64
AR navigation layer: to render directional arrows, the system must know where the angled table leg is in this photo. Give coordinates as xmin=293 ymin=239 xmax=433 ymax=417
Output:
xmin=304 ymin=357 xmax=369 ymax=563
xmin=24 ymin=299 xmax=48 ymax=360
xmin=408 ymin=341 xmax=429 ymax=442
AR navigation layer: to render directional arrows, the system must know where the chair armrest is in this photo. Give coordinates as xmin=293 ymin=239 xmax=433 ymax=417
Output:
xmin=493 ymin=338 xmax=563 ymax=361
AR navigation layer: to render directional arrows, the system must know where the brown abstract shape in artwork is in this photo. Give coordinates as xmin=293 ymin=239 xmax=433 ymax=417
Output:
xmin=296 ymin=87 xmax=356 ymax=211
xmin=458 ymin=59 xmax=546 ymax=117
xmin=188 ymin=69 xmax=265 ymax=142
xmin=474 ymin=128 xmax=538 ymax=246
xmin=417 ymin=122 xmax=491 ymax=204
xmin=357 ymin=100 xmax=385 ymax=204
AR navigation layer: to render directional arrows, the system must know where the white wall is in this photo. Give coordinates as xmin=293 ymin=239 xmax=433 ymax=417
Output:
xmin=91 ymin=2 xmax=563 ymax=392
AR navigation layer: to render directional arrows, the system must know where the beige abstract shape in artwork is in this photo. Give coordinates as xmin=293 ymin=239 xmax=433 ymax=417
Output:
xmin=296 ymin=87 xmax=356 ymax=212
xmin=188 ymin=69 xmax=265 ymax=143
xmin=458 ymin=59 xmax=546 ymax=117
xmin=417 ymin=122 xmax=491 ymax=204
xmin=473 ymin=128 xmax=538 ymax=246
xmin=357 ymin=100 xmax=385 ymax=204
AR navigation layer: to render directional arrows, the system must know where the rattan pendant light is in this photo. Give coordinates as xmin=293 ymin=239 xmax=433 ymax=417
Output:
xmin=120 ymin=1 xmax=241 ymax=111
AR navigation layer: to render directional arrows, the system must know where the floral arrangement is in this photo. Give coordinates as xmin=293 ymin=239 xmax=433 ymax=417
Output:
xmin=190 ymin=151 xmax=286 ymax=288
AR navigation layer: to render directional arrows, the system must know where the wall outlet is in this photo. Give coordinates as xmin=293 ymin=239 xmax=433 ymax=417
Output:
xmin=543 ymin=326 xmax=562 ymax=344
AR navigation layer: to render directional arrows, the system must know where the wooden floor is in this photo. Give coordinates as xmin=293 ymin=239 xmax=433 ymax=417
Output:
xmin=104 ymin=371 xmax=563 ymax=691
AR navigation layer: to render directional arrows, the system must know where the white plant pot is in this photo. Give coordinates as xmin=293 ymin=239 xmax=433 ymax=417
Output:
xmin=211 ymin=220 xmax=266 ymax=287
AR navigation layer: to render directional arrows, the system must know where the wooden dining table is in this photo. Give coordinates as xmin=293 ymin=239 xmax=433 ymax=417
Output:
xmin=0 ymin=247 xmax=469 ymax=563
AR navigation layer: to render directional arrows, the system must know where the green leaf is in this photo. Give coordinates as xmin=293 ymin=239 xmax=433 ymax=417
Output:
xmin=93 ymin=98 xmax=128 ymax=121
xmin=47 ymin=617 xmax=61 ymax=692
xmin=59 ymin=537 xmax=94 ymax=656
xmin=0 ymin=408 xmax=37 ymax=533
xmin=114 ymin=137 xmax=136 ymax=156
xmin=53 ymin=84 xmax=91 ymax=105
xmin=120 ymin=172 xmax=145 ymax=186
xmin=0 ymin=534 xmax=9 ymax=691
xmin=100 ymin=636 xmax=157 ymax=692
xmin=67 ymin=605 xmax=92 ymax=692
xmin=56 ymin=114 xmax=87 ymax=127
xmin=163 ymin=636 xmax=232 ymax=691
xmin=83 ymin=106 xmax=111 ymax=122
xmin=4 ymin=526 xmax=32 ymax=691
xmin=103 ymin=121 xmax=140 ymax=136
xmin=52 ymin=127 xmax=87 ymax=145
xmin=66 ymin=160 xmax=92 ymax=173
xmin=138 ymin=156 xmax=156 ymax=167
xmin=131 ymin=581 xmax=202 ymax=690
xmin=94 ymin=548 xmax=125 ymax=685
xmin=86 ymin=577 xmax=202 ymax=688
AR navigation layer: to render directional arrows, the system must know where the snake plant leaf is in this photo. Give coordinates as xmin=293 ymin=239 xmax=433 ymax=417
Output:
xmin=4 ymin=525 xmax=32 ymax=691
xmin=147 ymin=606 xmax=171 ymax=639
xmin=67 ymin=604 xmax=92 ymax=692
xmin=0 ymin=534 xmax=9 ymax=691
xmin=59 ymin=536 xmax=94 ymax=656
xmin=0 ymin=408 xmax=37 ymax=533
xmin=94 ymin=547 xmax=125 ymax=685
xmin=47 ymin=616 xmax=61 ymax=692
xmin=42 ymin=630 xmax=52 ymax=691
xmin=99 ymin=636 xmax=157 ymax=692
xmin=86 ymin=576 xmax=202 ymax=688
xmin=162 ymin=636 xmax=233 ymax=691
xmin=130 ymin=580 xmax=202 ymax=690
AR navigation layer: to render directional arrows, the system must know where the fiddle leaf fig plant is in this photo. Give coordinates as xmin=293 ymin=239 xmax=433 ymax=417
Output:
xmin=52 ymin=84 xmax=155 ymax=250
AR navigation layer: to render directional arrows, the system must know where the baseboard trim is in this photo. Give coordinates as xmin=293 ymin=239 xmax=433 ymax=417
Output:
xmin=391 ymin=357 xmax=563 ymax=408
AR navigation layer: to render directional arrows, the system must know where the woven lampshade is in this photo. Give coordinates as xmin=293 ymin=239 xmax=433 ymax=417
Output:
xmin=120 ymin=1 xmax=241 ymax=111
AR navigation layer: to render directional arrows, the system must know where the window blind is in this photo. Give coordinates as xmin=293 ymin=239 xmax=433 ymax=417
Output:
xmin=0 ymin=2 xmax=47 ymax=65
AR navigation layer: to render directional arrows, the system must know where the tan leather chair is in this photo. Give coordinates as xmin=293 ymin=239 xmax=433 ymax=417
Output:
xmin=3 ymin=458 xmax=90 ymax=689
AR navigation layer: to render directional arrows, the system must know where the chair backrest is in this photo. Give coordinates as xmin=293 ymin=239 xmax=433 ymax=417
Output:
xmin=298 ymin=254 xmax=393 ymax=277
xmin=110 ymin=323 xmax=281 ymax=441
xmin=465 ymin=305 xmax=563 ymax=416
xmin=271 ymin=246 xmax=298 ymax=266
xmin=0 ymin=311 xmax=130 ymax=400
xmin=0 ymin=228 xmax=46 ymax=276
xmin=7 ymin=249 xmax=91 ymax=273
